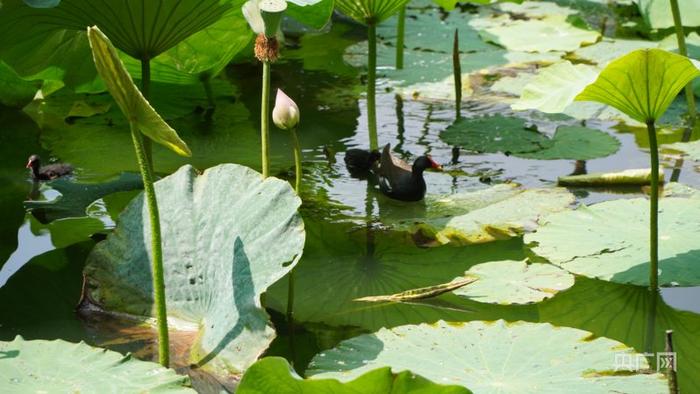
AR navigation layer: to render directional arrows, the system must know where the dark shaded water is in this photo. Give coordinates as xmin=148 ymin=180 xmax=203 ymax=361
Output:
xmin=1 ymin=14 xmax=699 ymax=393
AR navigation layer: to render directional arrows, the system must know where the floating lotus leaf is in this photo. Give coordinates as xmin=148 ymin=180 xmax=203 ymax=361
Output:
xmin=440 ymin=115 xmax=551 ymax=155
xmin=515 ymin=126 xmax=621 ymax=160
xmin=473 ymin=15 xmax=599 ymax=53
xmin=307 ymin=320 xmax=667 ymax=392
xmin=576 ymin=49 xmax=700 ymax=123
xmin=526 ymin=197 xmax=700 ymax=286
xmin=572 ymin=38 xmax=658 ymax=67
xmin=637 ymin=0 xmax=700 ymax=29
xmin=0 ymin=336 xmax=194 ymax=392
xmin=557 ymin=168 xmax=663 ymax=186
xmin=496 ymin=1 xmax=577 ymax=18
xmin=334 ymin=0 xmax=412 ymax=24
xmin=666 ymin=139 xmax=700 ymax=161
xmin=24 ymin=173 xmax=143 ymax=222
xmin=453 ymin=260 xmax=575 ymax=304
xmin=237 ymin=357 xmax=469 ymax=394
xmin=84 ymin=164 xmax=305 ymax=375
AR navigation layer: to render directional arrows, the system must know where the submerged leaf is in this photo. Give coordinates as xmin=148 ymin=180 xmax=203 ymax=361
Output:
xmin=0 ymin=336 xmax=194 ymax=392
xmin=237 ymin=357 xmax=469 ymax=393
xmin=84 ymin=164 xmax=305 ymax=375
xmin=86 ymin=26 xmax=192 ymax=157
xmin=355 ymin=277 xmax=478 ymax=303
xmin=575 ymin=49 xmax=700 ymax=123
xmin=308 ymin=320 xmax=667 ymax=392
xmin=526 ymin=197 xmax=700 ymax=286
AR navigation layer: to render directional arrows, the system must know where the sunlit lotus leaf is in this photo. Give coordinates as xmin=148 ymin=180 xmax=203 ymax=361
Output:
xmin=557 ymin=168 xmax=663 ymax=186
xmin=666 ymin=139 xmax=700 ymax=161
xmin=473 ymin=15 xmax=599 ymax=53
xmin=237 ymin=357 xmax=469 ymax=393
xmin=572 ymin=38 xmax=657 ymax=67
xmin=84 ymin=164 xmax=305 ymax=375
xmin=307 ymin=320 xmax=667 ymax=392
xmin=334 ymin=0 xmax=412 ymax=24
xmin=512 ymin=61 xmax=600 ymax=113
xmin=637 ymin=0 xmax=700 ymax=29
xmin=87 ymin=26 xmax=191 ymax=157
xmin=0 ymin=336 xmax=194 ymax=392
xmin=526 ymin=197 xmax=700 ymax=286
xmin=576 ymin=49 xmax=700 ymax=123
xmin=496 ymin=1 xmax=577 ymax=18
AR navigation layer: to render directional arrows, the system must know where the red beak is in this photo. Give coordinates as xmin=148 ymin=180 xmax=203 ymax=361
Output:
xmin=25 ymin=160 xmax=32 ymax=169
xmin=428 ymin=157 xmax=442 ymax=171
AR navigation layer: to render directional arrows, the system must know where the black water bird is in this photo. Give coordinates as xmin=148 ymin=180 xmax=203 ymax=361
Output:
xmin=344 ymin=148 xmax=381 ymax=178
xmin=26 ymin=154 xmax=73 ymax=181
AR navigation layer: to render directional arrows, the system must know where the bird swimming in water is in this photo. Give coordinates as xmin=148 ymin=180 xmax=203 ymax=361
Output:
xmin=26 ymin=154 xmax=73 ymax=181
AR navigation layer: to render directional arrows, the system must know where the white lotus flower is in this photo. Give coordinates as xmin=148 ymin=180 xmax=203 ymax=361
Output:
xmin=272 ymin=89 xmax=300 ymax=130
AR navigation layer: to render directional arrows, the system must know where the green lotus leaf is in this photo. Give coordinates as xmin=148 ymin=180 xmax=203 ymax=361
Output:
xmin=237 ymin=357 xmax=470 ymax=393
xmin=87 ymin=26 xmax=192 ymax=157
xmin=265 ymin=219 xmax=533 ymax=331
xmin=666 ymin=139 xmax=700 ymax=161
xmin=84 ymin=164 xmax=305 ymax=375
xmin=637 ymin=0 xmax=700 ymax=29
xmin=557 ymin=168 xmax=663 ymax=186
xmin=526 ymin=197 xmax=700 ymax=286
xmin=515 ymin=126 xmax=621 ymax=160
xmin=0 ymin=61 xmax=42 ymax=108
xmin=307 ymin=320 xmax=667 ymax=392
xmin=572 ymin=38 xmax=658 ymax=68
xmin=472 ymin=15 xmax=599 ymax=53
xmin=287 ymin=0 xmax=336 ymax=30
xmin=23 ymin=173 xmax=143 ymax=223
xmin=335 ymin=0 xmax=412 ymax=24
xmin=440 ymin=115 xmax=552 ymax=155
xmin=575 ymin=48 xmax=700 ymax=123
xmin=0 ymin=336 xmax=194 ymax=392
xmin=452 ymin=260 xmax=575 ymax=304
xmin=512 ymin=61 xmax=600 ymax=114
xmin=539 ymin=276 xmax=700 ymax=393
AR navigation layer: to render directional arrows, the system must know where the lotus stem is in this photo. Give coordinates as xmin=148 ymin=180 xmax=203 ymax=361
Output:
xmin=647 ymin=120 xmax=659 ymax=291
xmin=141 ymin=56 xmax=154 ymax=171
xmin=129 ymin=121 xmax=169 ymax=367
xmin=395 ymin=6 xmax=405 ymax=69
xmin=453 ymin=29 xmax=462 ymax=119
xmin=669 ymin=0 xmax=697 ymax=122
xmin=290 ymin=128 xmax=302 ymax=193
xmin=665 ymin=330 xmax=679 ymax=394
xmin=261 ymin=61 xmax=271 ymax=177
xmin=367 ymin=22 xmax=379 ymax=151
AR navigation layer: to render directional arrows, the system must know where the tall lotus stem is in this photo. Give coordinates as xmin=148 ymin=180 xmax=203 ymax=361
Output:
xmin=453 ymin=29 xmax=462 ymax=119
xmin=141 ymin=56 xmax=154 ymax=171
xmin=261 ymin=60 xmax=272 ymax=177
xmin=130 ymin=122 xmax=169 ymax=367
xmin=665 ymin=330 xmax=679 ymax=394
xmin=395 ymin=6 xmax=405 ymax=69
xmin=290 ymin=129 xmax=302 ymax=192
xmin=669 ymin=0 xmax=697 ymax=121
xmin=367 ymin=22 xmax=378 ymax=150
xmin=647 ymin=120 xmax=659 ymax=291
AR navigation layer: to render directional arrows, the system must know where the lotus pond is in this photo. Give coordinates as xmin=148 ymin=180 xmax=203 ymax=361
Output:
xmin=1 ymin=0 xmax=700 ymax=392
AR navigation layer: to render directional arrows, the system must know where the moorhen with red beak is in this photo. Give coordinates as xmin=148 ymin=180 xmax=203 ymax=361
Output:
xmin=344 ymin=144 xmax=442 ymax=201
xmin=26 ymin=154 xmax=73 ymax=181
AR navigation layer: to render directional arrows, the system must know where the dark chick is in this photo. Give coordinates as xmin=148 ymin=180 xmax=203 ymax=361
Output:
xmin=26 ymin=154 xmax=73 ymax=181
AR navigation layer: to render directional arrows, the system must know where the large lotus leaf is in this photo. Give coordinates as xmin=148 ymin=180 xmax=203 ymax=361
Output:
xmin=515 ymin=126 xmax=621 ymax=160
xmin=576 ymin=49 xmax=700 ymax=123
xmin=511 ymin=61 xmax=600 ymax=114
xmin=0 ymin=61 xmax=42 ymax=108
xmin=526 ymin=197 xmax=700 ymax=286
xmin=666 ymin=139 xmax=700 ymax=161
xmin=237 ymin=357 xmax=469 ymax=393
xmin=557 ymin=168 xmax=663 ymax=186
xmin=572 ymin=39 xmax=658 ymax=68
xmin=473 ymin=15 xmax=599 ymax=53
xmin=334 ymin=0 xmax=412 ymax=24
xmin=0 ymin=336 xmax=194 ymax=392
xmin=87 ymin=26 xmax=192 ymax=157
xmin=24 ymin=173 xmax=143 ymax=223
xmin=453 ymin=260 xmax=574 ymax=304
xmin=440 ymin=115 xmax=552 ymax=155
xmin=265 ymin=219 xmax=534 ymax=331
xmin=539 ymin=276 xmax=700 ymax=393
xmin=84 ymin=164 xmax=305 ymax=374
xmin=286 ymin=0 xmax=336 ymax=30
xmin=496 ymin=1 xmax=577 ymax=18
xmin=307 ymin=320 xmax=667 ymax=392
xmin=637 ymin=0 xmax=700 ymax=29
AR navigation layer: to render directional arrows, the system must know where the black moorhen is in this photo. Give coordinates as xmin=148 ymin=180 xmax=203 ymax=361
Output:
xmin=376 ymin=144 xmax=442 ymax=201
xmin=26 ymin=154 xmax=73 ymax=181
xmin=344 ymin=148 xmax=381 ymax=178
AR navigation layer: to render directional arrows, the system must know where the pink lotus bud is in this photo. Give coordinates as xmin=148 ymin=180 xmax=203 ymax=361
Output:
xmin=272 ymin=89 xmax=300 ymax=130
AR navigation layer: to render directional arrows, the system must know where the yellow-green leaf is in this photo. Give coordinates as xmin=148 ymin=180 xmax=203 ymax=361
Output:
xmin=575 ymin=48 xmax=700 ymax=123
xmin=86 ymin=26 xmax=192 ymax=157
